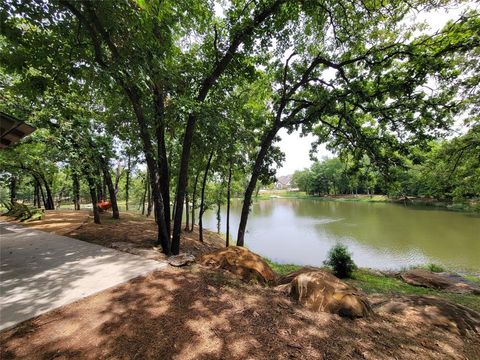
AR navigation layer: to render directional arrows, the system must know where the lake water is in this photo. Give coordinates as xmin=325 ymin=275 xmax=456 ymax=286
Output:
xmin=202 ymin=199 xmax=480 ymax=272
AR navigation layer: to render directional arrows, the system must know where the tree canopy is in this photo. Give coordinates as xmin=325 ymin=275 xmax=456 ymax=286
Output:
xmin=1 ymin=0 xmax=479 ymax=253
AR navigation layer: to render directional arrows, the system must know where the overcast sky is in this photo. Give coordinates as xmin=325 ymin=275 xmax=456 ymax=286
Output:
xmin=275 ymin=2 xmax=478 ymax=176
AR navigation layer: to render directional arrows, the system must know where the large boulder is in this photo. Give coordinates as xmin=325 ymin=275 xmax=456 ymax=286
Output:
xmin=199 ymin=246 xmax=276 ymax=284
xmin=281 ymin=269 xmax=372 ymax=318
xmin=401 ymin=269 xmax=480 ymax=294
xmin=168 ymin=253 xmax=195 ymax=267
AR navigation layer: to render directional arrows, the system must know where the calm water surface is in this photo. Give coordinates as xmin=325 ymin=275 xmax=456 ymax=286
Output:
xmin=202 ymin=199 xmax=480 ymax=272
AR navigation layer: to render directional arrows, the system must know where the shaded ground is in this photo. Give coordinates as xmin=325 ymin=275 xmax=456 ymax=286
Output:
xmin=3 ymin=210 xmax=224 ymax=259
xmin=1 ymin=266 xmax=479 ymax=360
xmin=2 ymin=210 xmax=90 ymax=236
xmin=67 ymin=212 xmax=225 ymax=259
xmin=2 ymin=210 xmax=479 ymax=359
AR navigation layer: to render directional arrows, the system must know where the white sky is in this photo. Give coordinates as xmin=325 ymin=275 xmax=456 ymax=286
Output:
xmin=275 ymin=2 xmax=478 ymax=176
xmin=276 ymin=130 xmax=329 ymax=176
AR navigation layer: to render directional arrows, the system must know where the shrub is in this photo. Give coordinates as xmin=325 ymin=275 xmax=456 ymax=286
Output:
xmin=425 ymin=263 xmax=445 ymax=273
xmin=324 ymin=244 xmax=357 ymax=278
xmin=2 ymin=201 xmax=44 ymax=222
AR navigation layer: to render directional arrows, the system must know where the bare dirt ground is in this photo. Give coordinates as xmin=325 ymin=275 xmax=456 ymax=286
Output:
xmin=2 ymin=210 xmax=480 ymax=359
xmin=1 ymin=266 xmax=479 ymax=360
xmin=3 ymin=210 xmax=223 ymax=258
xmin=3 ymin=210 xmax=90 ymax=236
xmin=69 ymin=211 xmax=224 ymax=258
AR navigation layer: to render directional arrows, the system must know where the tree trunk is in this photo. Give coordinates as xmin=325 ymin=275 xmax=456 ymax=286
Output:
xmin=114 ymin=161 xmax=122 ymax=193
xmin=72 ymin=171 xmax=81 ymax=210
xmin=33 ymin=183 xmax=37 ymax=207
xmin=97 ymin=182 xmax=103 ymax=202
xmin=226 ymin=164 xmax=232 ymax=247
xmin=141 ymin=172 xmax=148 ymax=215
xmin=146 ymin=181 xmax=152 ymax=217
xmin=102 ymin=176 xmax=107 ymax=201
xmin=56 ymin=185 xmax=66 ymax=208
xmin=99 ymin=157 xmax=120 ymax=219
xmin=40 ymin=173 xmax=55 ymax=210
xmin=172 ymin=115 xmax=196 ymax=252
xmin=37 ymin=177 xmax=47 ymax=209
xmin=216 ymin=198 xmax=221 ymax=235
xmin=86 ymin=173 xmax=101 ymax=224
xmin=33 ymin=181 xmax=38 ymax=207
xmin=184 ymin=192 xmax=190 ymax=231
xmin=79 ymin=163 xmax=101 ymax=224
xmin=9 ymin=175 xmax=17 ymax=204
xmin=124 ymin=86 xmax=170 ymax=254
xmin=153 ymin=85 xmax=171 ymax=236
xmin=171 ymin=191 xmax=177 ymax=222
xmin=237 ymin=127 xmax=278 ymax=246
xmin=255 ymin=184 xmax=261 ymax=198
xmin=125 ymin=155 xmax=131 ymax=211
xmin=190 ymin=170 xmax=200 ymax=232
xmin=199 ymin=151 xmax=214 ymax=242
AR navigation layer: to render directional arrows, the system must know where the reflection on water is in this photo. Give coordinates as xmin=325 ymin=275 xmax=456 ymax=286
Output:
xmin=201 ymin=199 xmax=480 ymax=272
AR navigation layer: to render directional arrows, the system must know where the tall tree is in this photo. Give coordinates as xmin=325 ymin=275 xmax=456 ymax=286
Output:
xmin=198 ymin=151 xmax=214 ymax=242
xmin=236 ymin=4 xmax=480 ymax=245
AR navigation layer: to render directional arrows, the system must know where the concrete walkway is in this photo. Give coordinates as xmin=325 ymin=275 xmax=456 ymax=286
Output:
xmin=0 ymin=222 xmax=167 ymax=331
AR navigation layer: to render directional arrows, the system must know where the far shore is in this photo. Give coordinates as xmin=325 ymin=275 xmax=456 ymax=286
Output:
xmin=251 ymin=191 xmax=480 ymax=212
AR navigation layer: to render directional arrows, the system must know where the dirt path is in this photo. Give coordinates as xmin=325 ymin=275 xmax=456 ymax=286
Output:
xmin=6 ymin=210 xmax=91 ymax=235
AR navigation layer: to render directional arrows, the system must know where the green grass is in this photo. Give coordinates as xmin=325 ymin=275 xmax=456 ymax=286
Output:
xmin=324 ymin=195 xmax=389 ymax=203
xmin=264 ymin=258 xmax=303 ymax=276
xmin=422 ymin=263 xmax=446 ymax=273
xmin=264 ymin=259 xmax=480 ymax=312
xmin=463 ymin=275 xmax=480 ymax=286
xmin=254 ymin=191 xmax=312 ymax=201
xmin=347 ymin=269 xmax=480 ymax=312
xmin=254 ymin=192 xmax=390 ymax=202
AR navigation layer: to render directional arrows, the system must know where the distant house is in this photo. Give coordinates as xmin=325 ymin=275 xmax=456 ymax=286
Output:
xmin=275 ymin=175 xmax=293 ymax=190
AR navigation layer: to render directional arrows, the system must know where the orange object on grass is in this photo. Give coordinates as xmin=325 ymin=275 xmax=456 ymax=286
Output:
xmin=97 ymin=201 xmax=112 ymax=211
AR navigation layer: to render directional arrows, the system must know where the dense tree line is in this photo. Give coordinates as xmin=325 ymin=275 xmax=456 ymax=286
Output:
xmin=293 ymin=157 xmax=377 ymax=196
xmin=1 ymin=0 xmax=479 ymax=253
xmin=0 ymin=152 xmax=246 ymax=220
xmin=389 ymin=125 xmax=480 ymax=201
xmin=293 ymin=125 xmax=480 ymax=201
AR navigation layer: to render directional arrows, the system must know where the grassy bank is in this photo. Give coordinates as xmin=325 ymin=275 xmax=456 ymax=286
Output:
xmin=254 ymin=191 xmax=479 ymax=212
xmin=349 ymin=269 xmax=480 ymax=312
xmin=253 ymin=192 xmax=389 ymax=202
xmin=253 ymin=190 xmax=312 ymax=200
xmin=264 ymin=259 xmax=480 ymax=312
xmin=318 ymin=194 xmax=388 ymax=203
xmin=264 ymin=258 xmax=303 ymax=275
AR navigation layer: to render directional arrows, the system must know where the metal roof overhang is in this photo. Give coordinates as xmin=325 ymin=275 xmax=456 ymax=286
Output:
xmin=0 ymin=112 xmax=36 ymax=149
